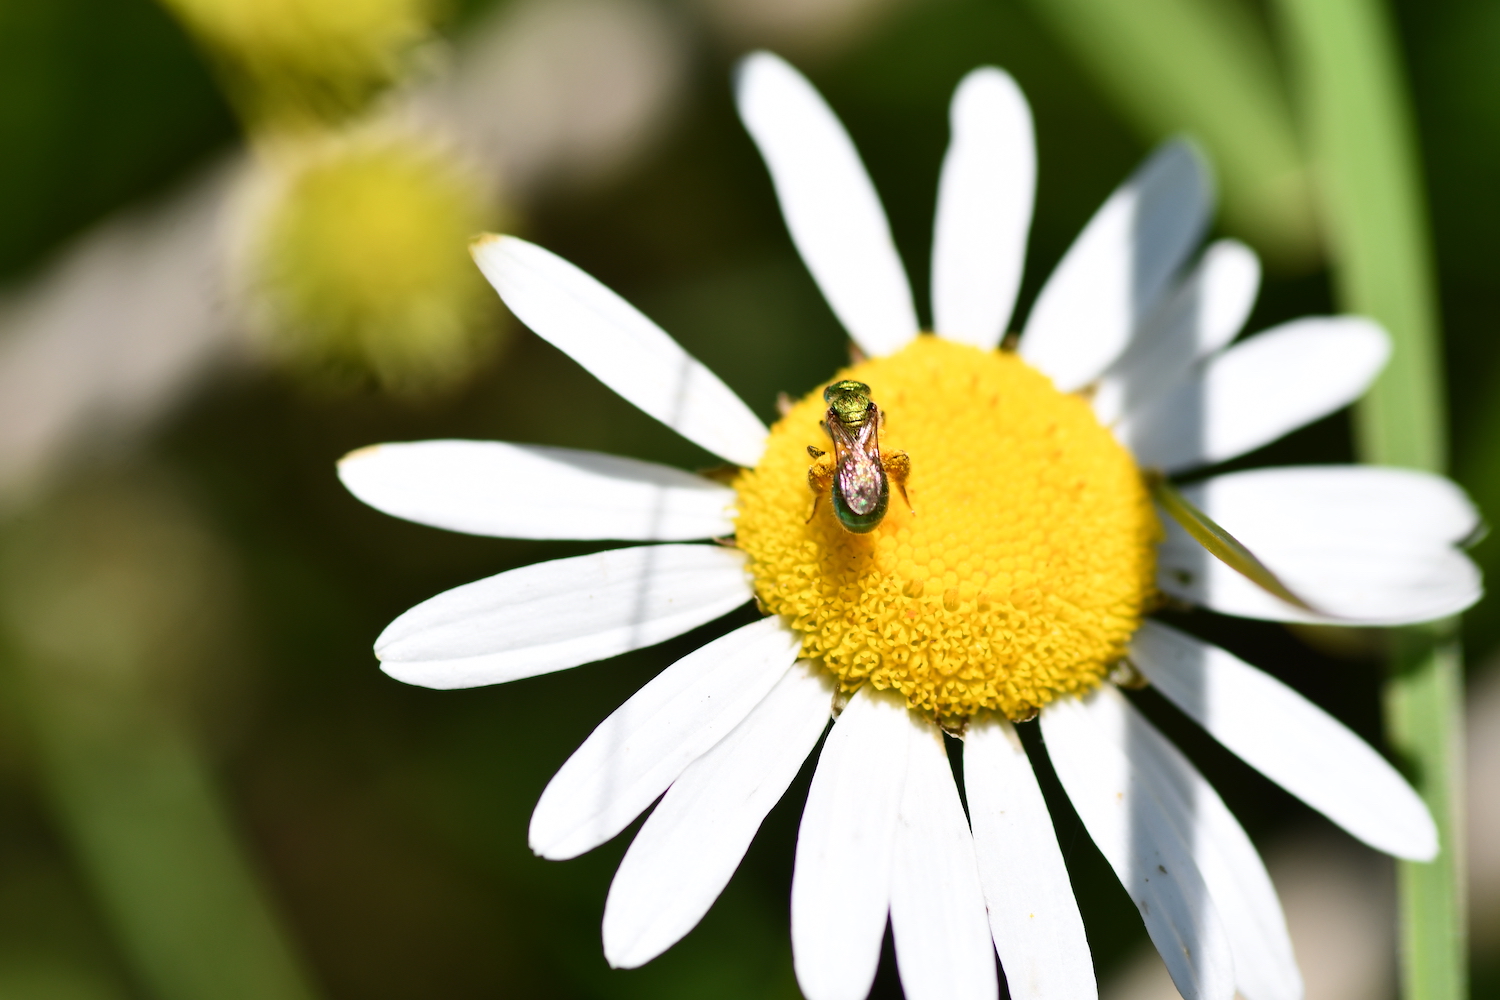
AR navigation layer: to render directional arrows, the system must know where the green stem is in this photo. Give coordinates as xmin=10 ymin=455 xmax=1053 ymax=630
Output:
xmin=1387 ymin=630 xmax=1469 ymax=1000
xmin=1270 ymin=0 xmax=1466 ymax=998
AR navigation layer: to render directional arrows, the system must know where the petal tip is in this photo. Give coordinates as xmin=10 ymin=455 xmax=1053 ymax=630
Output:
xmin=734 ymin=49 xmax=785 ymax=85
xmin=1146 ymin=135 xmax=1217 ymax=223
xmin=1402 ymin=841 xmax=1441 ymax=864
xmin=1392 ymin=811 xmax=1441 ymax=862
xmin=526 ymin=819 xmax=554 ymax=859
xmin=376 ymin=658 xmax=421 ymax=683
xmin=953 ymin=64 xmax=1023 ymax=107
xmin=529 ymin=836 xmax=577 ymax=863
xmin=377 ymin=656 xmax=471 ymax=691
xmin=337 ymin=443 xmax=383 ymax=471
xmin=601 ymin=934 xmax=649 ymax=971
xmin=1157 ymin=134 xmax=1210 ymax=178
xmin=1357 ymin=315 xmax=1394 ymax=354
xmin=1332 ymin=315 xmax=1395 ymax=387
xmin=468 ymin=232 xmax=504 ymax=256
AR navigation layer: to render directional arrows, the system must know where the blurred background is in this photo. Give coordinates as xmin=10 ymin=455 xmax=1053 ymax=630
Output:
xmin=0 ymin=0 xmax=1495 ymax=997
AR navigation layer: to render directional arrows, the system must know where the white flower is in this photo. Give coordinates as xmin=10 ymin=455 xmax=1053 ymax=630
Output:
xmin=339 ymin=51 xmax=1479 ymax=1000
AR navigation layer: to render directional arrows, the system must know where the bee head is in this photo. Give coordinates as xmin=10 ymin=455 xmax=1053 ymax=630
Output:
xmin=824 ymin=380 xmax=874 ymax=425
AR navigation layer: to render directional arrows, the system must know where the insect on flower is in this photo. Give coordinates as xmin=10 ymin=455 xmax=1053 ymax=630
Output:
xmin=806 ymin=379 xmax=912 ymax=533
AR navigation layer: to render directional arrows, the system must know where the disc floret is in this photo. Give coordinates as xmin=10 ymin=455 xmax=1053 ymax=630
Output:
xmin=734 ymin=337 xmax=1160 ymax=721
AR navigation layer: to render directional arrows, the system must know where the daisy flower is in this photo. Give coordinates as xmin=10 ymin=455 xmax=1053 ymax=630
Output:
xmin=339 ymin=52 xmax=1480 ymax=1000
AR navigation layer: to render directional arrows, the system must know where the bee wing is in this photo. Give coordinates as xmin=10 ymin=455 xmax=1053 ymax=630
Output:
xmin=861 ymin=408 xmax=883 ymax=460
xmin=825 ymin=414 xmax=861 ymax=459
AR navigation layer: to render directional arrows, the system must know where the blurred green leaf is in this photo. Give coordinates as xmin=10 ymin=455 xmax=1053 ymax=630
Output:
xmin=1439 ymin=1 xmax=1500 ymax=658
xmin=0 ymin=0 xmax=233 ymax=281
xmin=1270 ymin=0 xmax=1465 ymax=998
xmin=0 ymin=475 xmax=322 ymax=1000
xmin=0 ymin=960 xmax=124 ymax=1000
xmin=1019 ymin=0 xmax=1319 ymax=268
xmin=1383 ymin=632 xmax=1468 ymax=1000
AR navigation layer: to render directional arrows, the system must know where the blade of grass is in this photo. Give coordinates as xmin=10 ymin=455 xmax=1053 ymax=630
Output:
xmin=1386 ymin=628 xmax=1469 ymax=1000
xmin=1270 ymin=1 xmax=1466 ymax=998
xmin=1020 ymin=0 xmax=1319 ymax=268
xmin=0 ymin=476 xmax=322 ymax=1000
xmin=19 ymin=685 xmax=322 ymax=1000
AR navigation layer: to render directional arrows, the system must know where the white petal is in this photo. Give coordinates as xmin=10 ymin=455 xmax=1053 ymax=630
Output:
xmin=792 ymin=686 xmax=910 ymax=1000
xmin=1119 ymin=316 xmax=1391 ymax=473
xmin=931 ymin=67 xmax=1036 ymax=349
xmin=376 ymin=545 xmax=751 ymax=689
xmin=735 ymin=51 xmax=919 ymax=357
xmin=529 ymin=617 xmax=801 ymax=861
xmin=1182 ymin=465 xmax=1478 ymax=546
xmin=890 ymin=718 xmax=998 ymax=1000
xmin=1020 ymin=141 xmax=1213 ymax=391
xmin=471 ymin=236 xmax=768 ymax=467
xmin=1041 ymin=691 xmax=1235 ymax=1000
xmin=1132 ymin=620 xmax=1438 ymax=861
xmin=965 ymin=718 xmax=1096 ymax=1000
xmin=1158 ymin=465 xmax=1482 ymax=625
xmin=1092 ymin=239 xmax=1261 ymax=425
xmin=1159 ymin=538 xmax=1477 ymax=626
xmin=339 ymin=440 xmax=736 ymax=541
xmin=602 ymin=661 xmax=833 ymax=968
xmin=1109 ymin=686 xmax=1303 ymax=1000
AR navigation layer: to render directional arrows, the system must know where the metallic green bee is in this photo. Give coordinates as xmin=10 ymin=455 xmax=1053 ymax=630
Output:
xmin=807 ymin=380 xmax=912 ymax=534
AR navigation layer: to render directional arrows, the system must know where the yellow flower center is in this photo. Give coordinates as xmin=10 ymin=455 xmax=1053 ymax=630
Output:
xmin=733 ymin=337 xmax=1159 ymax=721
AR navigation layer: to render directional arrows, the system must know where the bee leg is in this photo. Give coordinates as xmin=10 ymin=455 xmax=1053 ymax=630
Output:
xmin=807 ymin=451 xmax=835 ymax=524
xmin=883 ymin=450 xmax=914 ymax=515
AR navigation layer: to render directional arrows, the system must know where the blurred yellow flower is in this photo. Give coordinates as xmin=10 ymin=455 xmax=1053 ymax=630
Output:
xmin=250 ymin=131 xmax=504 ymax=393
xmin=159 ymin=0 xmax=434 ymax=125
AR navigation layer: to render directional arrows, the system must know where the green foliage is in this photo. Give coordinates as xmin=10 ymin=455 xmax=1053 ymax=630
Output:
xmin=1020 ymin=0 xmax=1319 ymax=269
xmin=0 ymin=0 xmax=234 ymax=281
xmin=1270 ymin=0 xmax=1466 ymax=997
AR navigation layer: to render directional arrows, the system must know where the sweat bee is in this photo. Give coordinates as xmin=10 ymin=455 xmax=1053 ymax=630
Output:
xmin=806 ymin=380 xmax=912 ymax=534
